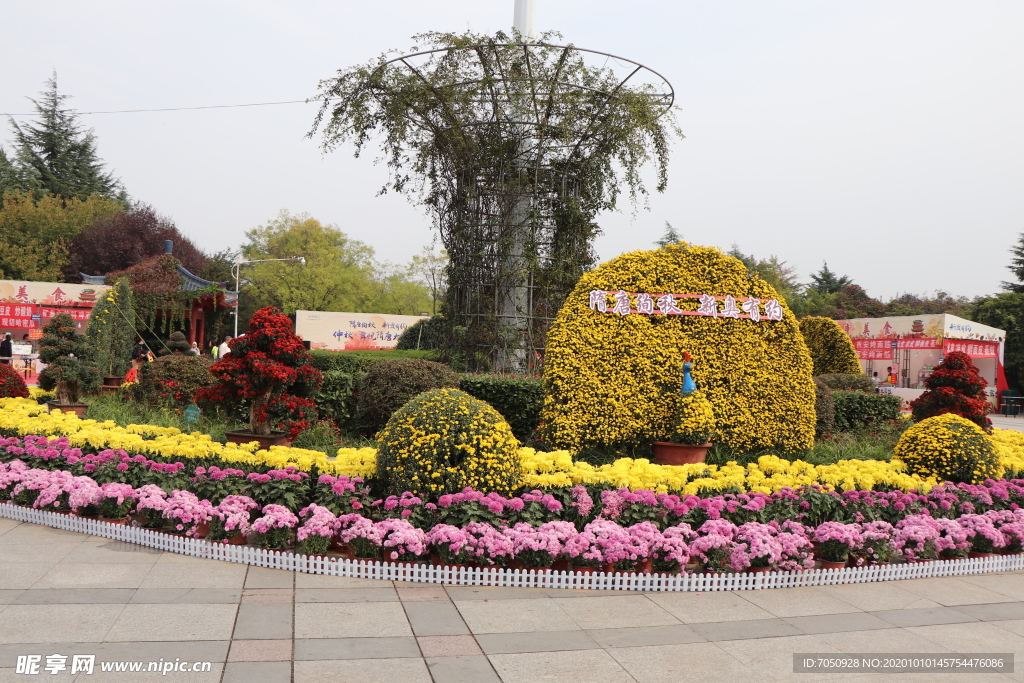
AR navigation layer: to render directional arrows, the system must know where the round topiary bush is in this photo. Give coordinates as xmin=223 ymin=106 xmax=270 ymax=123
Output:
xmin=894 ymin=413 xmax=1002 ymax=484
xmin=376 ymin=388 xmax=521 ymax=498
xmin=356 ymin=358 xmax=460 ymax=435
xmin=133 ymin=354 xmax=215 ymax=407
xmin=395 ymin=316 xmax=448 ymax=351
xmin=541 ymin=243 xmax=816 ymax=452
xmin=0 ymin=362 xmax=29 ymax=399
xmin=799 ymin=316 xmax=862 ymax=376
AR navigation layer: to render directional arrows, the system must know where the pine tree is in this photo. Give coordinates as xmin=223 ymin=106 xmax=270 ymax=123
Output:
xmin=4 ymin=75 xmax=124 ymax=201
xmin=1002 ymin=231 xmax=1024 ymax=293
xmin=654 ymin=221 xmax=682 ymax=248
xmin=809 ymin=262 xmax=854 ymax=294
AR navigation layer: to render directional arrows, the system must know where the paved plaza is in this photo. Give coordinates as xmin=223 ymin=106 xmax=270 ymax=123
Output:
xmin=1 ymin=518 xmax=1024 ymax=682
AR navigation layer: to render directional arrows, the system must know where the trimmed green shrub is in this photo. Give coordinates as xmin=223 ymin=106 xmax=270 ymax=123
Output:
xmin=395 ymin=316 xmax=447 ymax=351
xmin=133 ymin=354 xmax=215 ymax=407
xmin=308 ymin=350 xmax=380 ymax=375
xmin=813 ymin=378 xmax=836 ymax=437
xmin=832 ymin=390 xmax=901 ymax=431
xmin=38 ymin=313 xmax=101 ymax=404
xmin=459 ymin=375 xmax=543 ymax=439
xmin=159 ymin=330 xmax=191 ymax=355
xmin=816 ymin=373 xmax=875 ymax=392
xmin=315 ymin=371 xmax=360 ymax=429
xmin=800 ymin=316 xmax=862 ymax=376
xmin=894 ymin=413 xmax=1002 ymax=484
xmin=356 ymin=358 xmax=460 ymax=434
xmin=377 ymin=388 xmax=521 ymax=498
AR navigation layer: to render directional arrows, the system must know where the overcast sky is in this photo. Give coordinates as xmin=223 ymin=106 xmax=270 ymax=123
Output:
xmin=3 ymin=1 xmax=1022 ymax=299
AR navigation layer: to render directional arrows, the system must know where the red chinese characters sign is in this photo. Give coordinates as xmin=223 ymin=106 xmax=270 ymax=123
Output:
xmin=853 ymin=338 xmax=940 ymax=359
xmin=589 ymin=290 xmax=784 ymax=321
xmin=0 ymin=280 xmax=106 ymax=331
xmin=943 ymin=340 xmax=998 ymax=358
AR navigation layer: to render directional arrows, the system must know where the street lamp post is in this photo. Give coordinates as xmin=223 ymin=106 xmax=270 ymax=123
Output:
xmin=231 ymin=256 xmax=306 ymax=337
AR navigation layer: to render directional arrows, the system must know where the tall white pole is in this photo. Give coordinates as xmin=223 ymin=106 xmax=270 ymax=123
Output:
xmin=513 ymin=0 xmax=536 ymax=39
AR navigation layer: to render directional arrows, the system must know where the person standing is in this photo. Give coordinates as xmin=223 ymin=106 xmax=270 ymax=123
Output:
xmin=0 ymin=333 xmax=11 ymax=365
xmin=218 ymin=335 xmax=232 ymax=359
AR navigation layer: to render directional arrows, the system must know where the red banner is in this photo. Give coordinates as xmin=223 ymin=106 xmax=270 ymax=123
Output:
xmin=943 ymin=340 xmax=999 ymax=358
xmin=853 ymin=338 xmax=940 ymax=359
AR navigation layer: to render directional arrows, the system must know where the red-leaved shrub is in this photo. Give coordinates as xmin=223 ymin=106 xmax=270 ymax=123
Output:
xmin=910 ymin=351 xmax=992 ymax=430
xmin=0 ymin=362 xmax=29 ymax=399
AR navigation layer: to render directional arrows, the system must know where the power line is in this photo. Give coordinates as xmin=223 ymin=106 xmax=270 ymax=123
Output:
xmin=1 ymin=99 xmax=310 ymax=116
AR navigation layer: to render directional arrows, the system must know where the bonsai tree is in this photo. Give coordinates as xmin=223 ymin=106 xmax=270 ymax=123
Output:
xmin=910 ymin=351 xmax=992 ymax=430
xmin=161 ymin=331 xmax=191 ymax=355
xmin=85 ymin=278 xmax=136 ymax=379
xmin=197 ymin=307 xmax=322 ymax=437
xmin=38 ymin=313 xmax=101 ymax=405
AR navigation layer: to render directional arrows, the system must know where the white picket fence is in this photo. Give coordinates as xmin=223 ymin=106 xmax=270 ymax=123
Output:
xmin=3 ymin=503 xmax=1022 ymax=592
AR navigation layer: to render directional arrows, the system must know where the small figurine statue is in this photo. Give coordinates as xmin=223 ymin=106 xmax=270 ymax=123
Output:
xmin=680 ymin=351 xmax=697 ymax=396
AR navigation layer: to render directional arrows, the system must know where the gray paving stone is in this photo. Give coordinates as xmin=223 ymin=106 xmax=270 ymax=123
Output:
xmin=403 ymin=600 xmax=469 ymax=636
xmin=475 ymin=629 xmax=600 ymax=654
xmin=12 ymin=588 xmax=136 ymax=604
xmin=444 ymin=585 xmax=551 ymax=601
xmin=871 ymin=605 xmax=980 ymax=628
xmin=294 ymin=587 xmax=398 ymax=602
xmin=232 ymin=602 xmax=293 ymax=639
xmin=954 ymin=601 xmax=1024 ymax=622
xmin=689 ymin=617 xmax=804 ymax=642
xmin=0 ymin=640 xmax=230 ymax=664
xmin=587 ymin=623 xmax=705 ymax=648
xmin=784 ymin=611 xmax=894 ymax=634
xmin=129 ymin=588 xmax=242 ymax=604
xmin=244 ymin=566 xmax=294 ymax=589
xmin=293 ymin=636 xmax=421 ymax=660
xmin=223 ymin=660 xmax=291 ymax=683
xmin=0 ymin=589 xmax=22 ymax=604
xmin=426 ymin=654 xmax=501 ymax=682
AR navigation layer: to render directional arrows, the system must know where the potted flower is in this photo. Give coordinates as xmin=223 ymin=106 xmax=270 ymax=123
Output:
xmin=375 ymin=518 xmax=428 ymax=563
xmin=733 ymin=522 xmax=782 ymax=573
xmin=856 ymin=521 xmax=897 ymax=565
xmin=0 ymin=460 xmax=29 ymax=502
xmin=653 ymin=357 xmax=717 ymax=466
xmin=337 ymin=513 xmax=381 ymax=560
xmin=98 ymin=483 xmax=137 ymax=523
xmin=812 ymin=522 xmax=863 ymax=569
xmin=895 ymin=515 xmax=941 ymax=562
xmin=957 ymin=514 xmax=1006 ymax=558
xmin=209 ymin=495 xmax=258 ymax=544
xmin=296 ymin=504 xmax=338 ymax=556
xmin=134 ymin=484 xmax=169 ymax=529
xmin=426 ymin=524 xmax=476 ymax=567
xmin=37 ymin=313 xmax=101 ymax=417
xmin=652 ymin=524 xmax=695 ymax=574
xmin=198 ymin=307 xmax=322 ymax=448
xmin=250 ymin=504 xmax=299 ymax=549
xmin=162 ymin=490 xmax=214 ymax=537
xmin=689 ymin=520 xmax=739 ymax=573
xmin=563 ymin=528 xmax=603 ymax=573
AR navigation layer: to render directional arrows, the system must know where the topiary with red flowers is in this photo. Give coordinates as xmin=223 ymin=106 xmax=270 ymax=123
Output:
xmin=910 ymin=351 xmax=992 ymax=430
xmin=197 ymin=307 xmax=322 ymax=438
xmin=0 ymin=362 xmax=29 ymax=399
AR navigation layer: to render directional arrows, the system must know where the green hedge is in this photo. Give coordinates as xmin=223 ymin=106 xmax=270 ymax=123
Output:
xmin=308 ymin=349 xmax=438 ymax=374
xmin=816 ymin=373 xmax=875 ymax=392
xmin=395 ymin=316 xmax=447 ymax=351
xmin=458 ymin=375 xmax=543 ymax=440
xmin=314 ymin=370 xmax=360 ymax=428
xmin=832 ymin=391 xmax=902 ymax=431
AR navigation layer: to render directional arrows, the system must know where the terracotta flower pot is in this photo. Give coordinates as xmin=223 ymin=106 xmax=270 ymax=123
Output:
xmin=819 ymin=560 xmax=846 ymax=570
xmin=224 ymin=430 xmax=292 ymax=448
xmin=101 ymin=518 xmax=127 ymax=526
xmin=46 ymin=401 xmax=88 ymax=418
xmin=572 ymin=566 xmax=597 ymax=574
xmin=968 ymin=552 xmax=994 ymax=558
xmin=192 ymin=523 xmax=210 ymax=539
xmin=745 ymin=566 xmax=771 ymax=574
xmin=651 ymin=442 xmax=712 ymax=466
xmin=102 ymin=376 xmax=124 ymax=388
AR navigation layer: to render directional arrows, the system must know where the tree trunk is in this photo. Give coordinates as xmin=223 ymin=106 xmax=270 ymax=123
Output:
xmin=55 ymin=381 xmax=77 ymax=405
xmin=249 ymin=393 xmax=272 ymax=435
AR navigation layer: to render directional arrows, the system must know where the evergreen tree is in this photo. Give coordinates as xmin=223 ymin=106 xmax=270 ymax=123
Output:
xmin=654 ymin=221 xmax=683 ymax=248
xmin=1002 ymin=231 xmax=1024 ymax=293
xmin=4 ymin=75 xmax=124 ymax=201
xmin=809 ymin=262 xmax=854 ymax=294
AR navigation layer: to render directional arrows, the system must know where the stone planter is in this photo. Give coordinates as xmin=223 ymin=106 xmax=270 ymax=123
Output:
xmin=224 ymin=430 xmax=292 ymax=448
xmin=46 ymin=401 xmax=88 ymax=418
xmin=651 ymin=442 xmax=712 ymax=466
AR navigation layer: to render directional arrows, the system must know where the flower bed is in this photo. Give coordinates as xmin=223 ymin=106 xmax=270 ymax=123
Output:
xmin=5 ymin=440 xmax=1024 ymax=573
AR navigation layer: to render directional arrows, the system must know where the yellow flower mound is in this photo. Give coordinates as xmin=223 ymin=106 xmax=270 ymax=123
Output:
xmin=673 ymin=391 xmax=716 ymax=445
xmin=516 ymin=448 xmax=938 ymax=494
xmin=991 ymin=429 xmax=1024 ymax=476
xmin=0 ymin=397 xmax=353 ymax=476
xmin=540 ymin=243 xmax=816 ymax=453
xmin=376 ymin=388 xmax=521 ymax=498
xmin=894 ymin=413 xmax=1003 ymax=484
xmin=799 ymin=316 xmax=862 ymax=376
